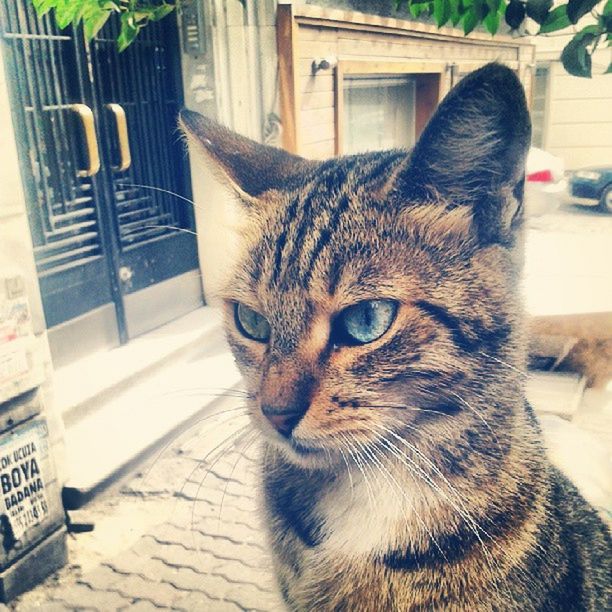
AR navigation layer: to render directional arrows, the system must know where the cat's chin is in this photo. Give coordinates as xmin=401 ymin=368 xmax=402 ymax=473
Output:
xmin=264 ymin=435 xmax=338 ymax=469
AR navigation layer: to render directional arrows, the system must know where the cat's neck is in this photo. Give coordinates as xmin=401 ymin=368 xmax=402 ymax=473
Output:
xmin=262 ymin=403 xmax=547 ymax=559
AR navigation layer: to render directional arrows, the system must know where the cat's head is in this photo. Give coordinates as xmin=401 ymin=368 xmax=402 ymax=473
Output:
xmin=181 ymin=63 xmax=531 ymax=469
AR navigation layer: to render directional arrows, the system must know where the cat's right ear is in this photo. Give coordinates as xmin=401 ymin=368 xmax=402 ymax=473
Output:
xmin=395 ymin=64 xmax=531 ymax=245
xmin=179 ymin=110 xmax=316 ymax=205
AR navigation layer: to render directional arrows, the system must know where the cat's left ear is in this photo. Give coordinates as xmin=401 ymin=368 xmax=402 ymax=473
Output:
xmin=179 ymin=110 xmax=316 ymax=204
xmin=397 ymin=63 xmax=531 ymax=245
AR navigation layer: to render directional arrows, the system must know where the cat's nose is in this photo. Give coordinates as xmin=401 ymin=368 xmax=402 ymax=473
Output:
xmin=261 ymin=405 xmax=306 ymax=438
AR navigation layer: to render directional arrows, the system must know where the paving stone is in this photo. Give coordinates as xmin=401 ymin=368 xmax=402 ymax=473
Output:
xmin=164 ymin=564 xmax=266 ymax=607
xmin=103 ymin=550 xmax=149 ymax=577
xmin=131 ymin=534 xmax=169 ymax=558
xmin=133 ymin=555 xmax=279 ymax=611
xmin=175 ymin=515 xmax=266 ymax=548
xmin=170 ymin=521 xmax=266 ymax=553
xmin=28 ymin=602 xmax=78 ymax=611
xmin=149 ymin=523 xmax=265 ymax=561
xmin=188 ymin=499 xmax=258 ymax=526
xmin=118 ymin=600 xmax=166 ymax=611
xmin=148 ymin=541 xmax=274 ymax=584
xmin=48 ymin=583 xmax=130 ymax=610
xmin=77 ymin=564 xmax=123 ymax=591
xmin=177 ymin=483 xmax=257 ymax=512
xmin=35 ymin=604 xmax=92 ymax=611
xmin=172 ymin=591 xmax=241 ymax=611
xmin=111 ymin=574 xmax=180 ymax=608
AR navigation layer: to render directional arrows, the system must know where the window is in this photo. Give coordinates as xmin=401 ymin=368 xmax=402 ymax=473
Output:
xmin=531 ymin=65 xmax=550 ymax=149
xmin=343 ymin=75 xmax=417 ymax=154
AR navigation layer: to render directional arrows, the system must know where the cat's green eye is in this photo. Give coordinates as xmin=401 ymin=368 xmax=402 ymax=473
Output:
xmin=335 ymin=299 xmax=398 ymax=346
xmin=234 ymin=303 xmax=271 ymax=343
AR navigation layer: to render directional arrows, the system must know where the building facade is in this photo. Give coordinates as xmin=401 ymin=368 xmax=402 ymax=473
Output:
xmin=531 ymin=32 xmax=611 ymax=170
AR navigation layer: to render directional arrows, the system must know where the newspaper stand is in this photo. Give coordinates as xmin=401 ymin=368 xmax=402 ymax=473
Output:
xmin=0 ymin=271 xmax=66 ymax=601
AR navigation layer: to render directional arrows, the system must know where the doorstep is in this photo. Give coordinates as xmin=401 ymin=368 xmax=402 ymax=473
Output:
xmin=526 ymin=370 xmax=586 ymax=418
xmin=56 ymin=307 xmax=243 ymax=508
xmin=54 ymin=307 xmax=223 ymax=426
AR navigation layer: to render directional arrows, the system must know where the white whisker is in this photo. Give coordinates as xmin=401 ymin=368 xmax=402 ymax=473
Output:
xmin=479 ymin=351 xmax=527 ymax=377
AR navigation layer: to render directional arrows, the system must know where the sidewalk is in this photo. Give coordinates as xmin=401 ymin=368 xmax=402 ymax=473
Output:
xmin=13 ymin=396 xmax=284 ymax=611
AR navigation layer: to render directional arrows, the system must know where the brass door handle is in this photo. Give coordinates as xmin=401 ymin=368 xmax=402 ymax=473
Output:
xmin=106 ymin=103 xmax=131 ymax=172
xmin=70 ymin=104 xmax=100 ymax=177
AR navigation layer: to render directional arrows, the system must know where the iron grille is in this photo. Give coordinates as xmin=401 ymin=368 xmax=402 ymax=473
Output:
xmin=0 ymin=0 xmax=104 ymax=277
xmin=92 ymin=14 xmax=191 ymax=249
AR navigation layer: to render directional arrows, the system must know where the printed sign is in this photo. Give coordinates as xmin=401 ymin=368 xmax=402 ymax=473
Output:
xmin=0 ymin=421 xmax=49 ymax=541
xmin=0 ymin=337 xmax=29 ymax=385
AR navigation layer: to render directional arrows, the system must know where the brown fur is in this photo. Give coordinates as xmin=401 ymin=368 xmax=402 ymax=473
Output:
xmin=181 ymin=64 xmax=611 ymax=610
xmin=558 ymin=339 xmax=612 ymax=388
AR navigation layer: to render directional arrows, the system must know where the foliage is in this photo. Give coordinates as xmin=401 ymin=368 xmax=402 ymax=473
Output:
xmin=395 ymin=0 xmax=611 ymax=76
xmin=29 ymin=0 xmax=611 ymax=76
xmin=30 ymin=0 xmax=176 ymax=51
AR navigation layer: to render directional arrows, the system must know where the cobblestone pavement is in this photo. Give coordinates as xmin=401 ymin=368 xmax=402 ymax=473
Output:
xmin=12 ymin=397 xmax=284 ymax=611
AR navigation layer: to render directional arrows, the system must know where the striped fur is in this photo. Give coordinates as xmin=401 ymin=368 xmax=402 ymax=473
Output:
xmin=181 ymin=64 xmax=611 ymax=610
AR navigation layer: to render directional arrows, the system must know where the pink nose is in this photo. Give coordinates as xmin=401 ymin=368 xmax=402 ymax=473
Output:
xmin=262 ymin=407 xmax=305 ymax=438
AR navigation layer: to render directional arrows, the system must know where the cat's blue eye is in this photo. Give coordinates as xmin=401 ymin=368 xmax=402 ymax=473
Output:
xmin=234 ymin=303 xmax=271 ymax=343
xmin=335 ymin=299 xmax=398 ymax=345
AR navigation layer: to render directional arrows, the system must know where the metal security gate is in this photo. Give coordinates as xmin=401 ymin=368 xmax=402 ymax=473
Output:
xmin=0 ymin=1 xmax=199 ymax=362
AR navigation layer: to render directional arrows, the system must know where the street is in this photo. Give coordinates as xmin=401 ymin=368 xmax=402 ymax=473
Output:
xmin=527 ymin=201 xmax=612 ymax=236
xmin=525 ymin=202 xmax=612 ymax=318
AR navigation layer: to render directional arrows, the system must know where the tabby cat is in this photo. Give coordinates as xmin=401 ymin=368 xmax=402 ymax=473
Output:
xmin=181 ymin=64 xmax=611 ymax=611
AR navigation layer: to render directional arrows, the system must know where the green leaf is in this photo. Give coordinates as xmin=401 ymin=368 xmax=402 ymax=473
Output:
xmin=567 ymin=0 xmax=600 ymax=24
xmin=606 ymin=61 xmax=612 ymax=73
xmin=449 ymin=0 xmax=462 ymax=24
xmin=600 ymin=2 xmax=612 ymax=31
xmin=117 ymin=11 xmax=139 ymax=51
xmin=539 ymin=5 xmax=571 ymax=32
xmin=484 ymin=8 xmax=500 ymax=32
xmin=560 ymin=27 xmax=599 ymax=76
xmin=433 ymin=0 xmax=451 ymax=26
xmin=505 ymin=0 xmax=526 ymax=28
xmin=32 ymin=0 xmax=56 ymax=18
xmin=463 ymin=8 xmax=479 ymax=33
xmin=54 ymin=0 xmax=84 ymax=29
xmin=82 ymin=3 xmax=111 ymax=40
xmin=409 ymin=1 xmax=431 ymax=17
xmin=526 ymin=0 xmax=552 ymax=24
xmin=472 ymin=0 xmax=489 ymax=19
xmin=150 ymin=3 xmax=175 ymax=21
xmin=133 ymin=10 xmax=153 ymax=23
xmin=70 ymin=0 xmax=89 ymax=27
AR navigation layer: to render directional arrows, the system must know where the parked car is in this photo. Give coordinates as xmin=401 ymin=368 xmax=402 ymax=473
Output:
xmin=566 ymin=166 xmax=612 ymax=213
xmin=524 ymin=147 xmax=567 ymax=217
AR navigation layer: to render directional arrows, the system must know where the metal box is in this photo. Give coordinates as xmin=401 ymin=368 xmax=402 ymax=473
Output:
xmin=0 ymin=269 xmax=66 ymax=601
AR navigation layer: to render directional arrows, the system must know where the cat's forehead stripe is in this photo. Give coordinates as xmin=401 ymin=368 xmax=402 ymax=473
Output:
xmin=263 ymin=153 xmax=405 ymax=293
xmin=267 ymin=159 xmax=357 ymax=290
